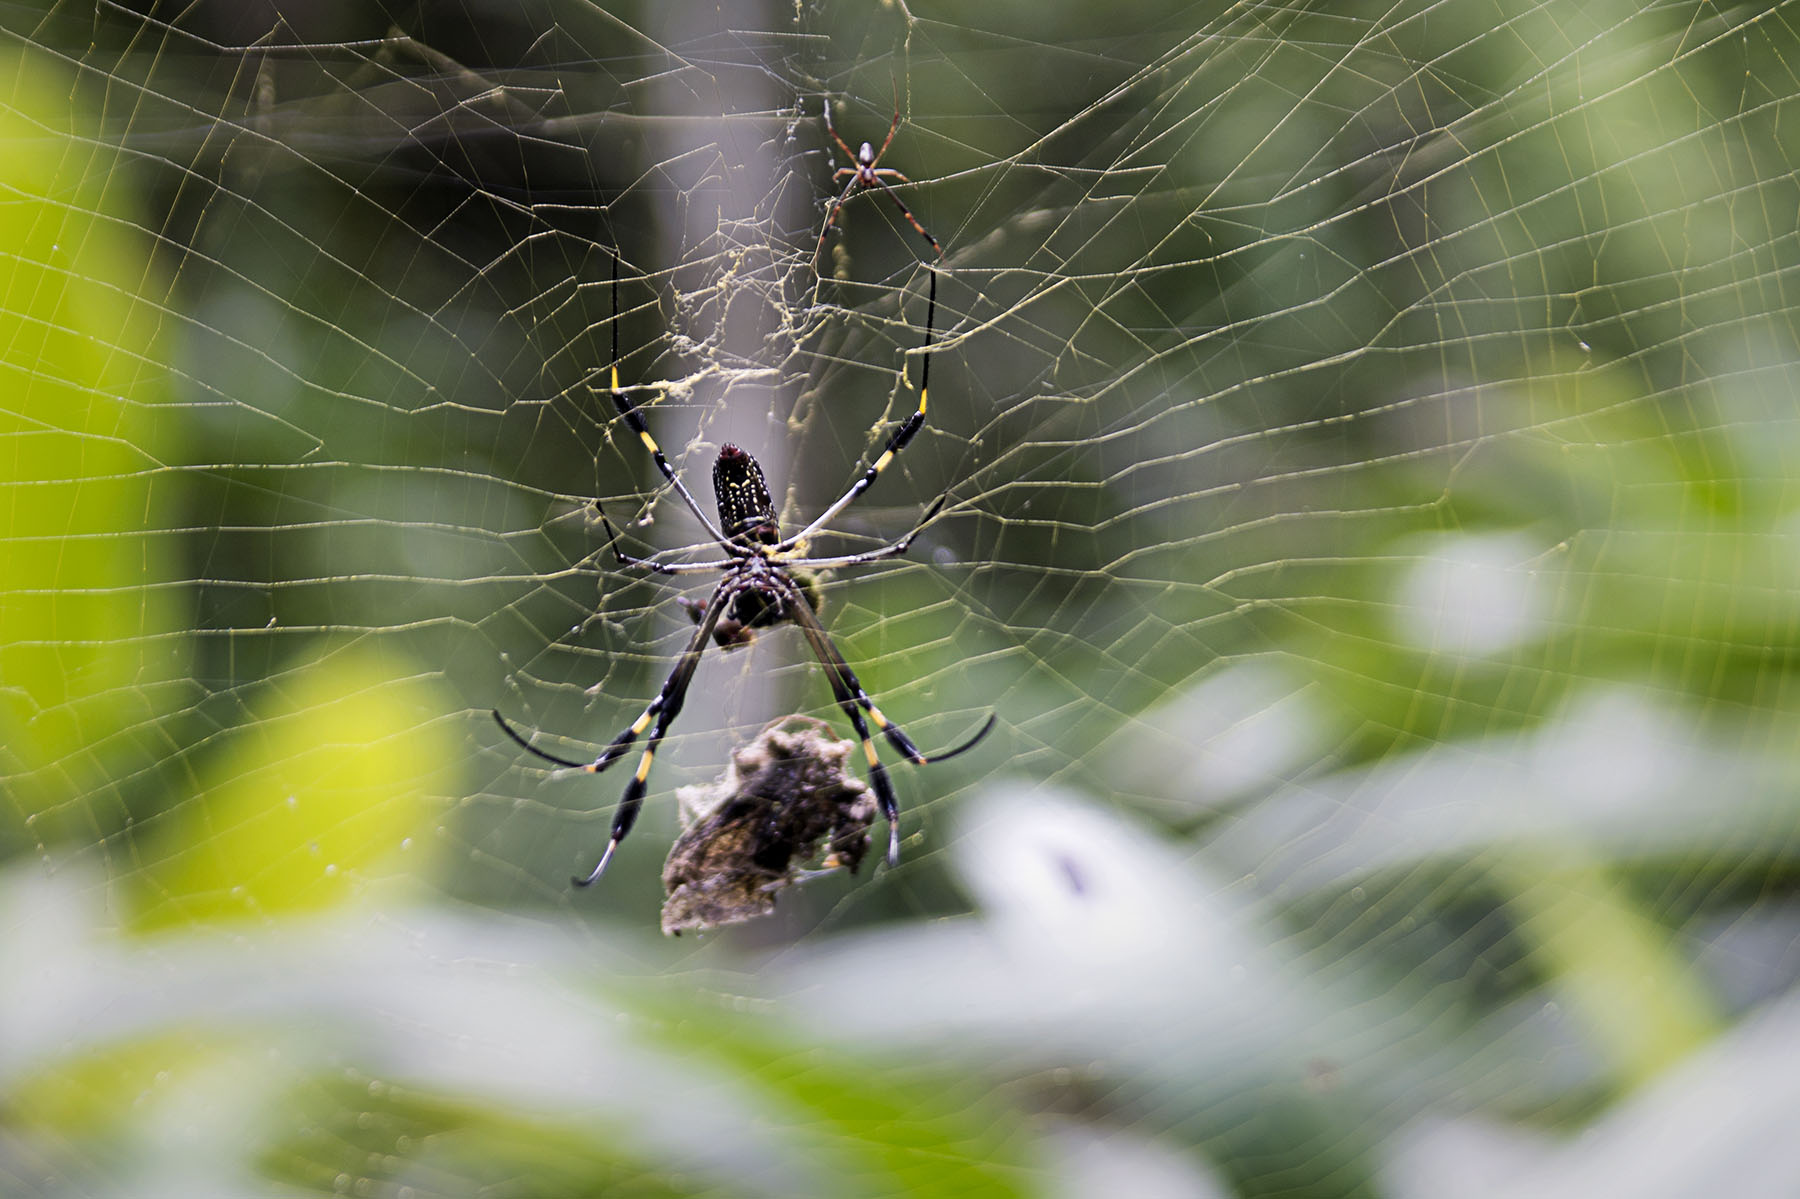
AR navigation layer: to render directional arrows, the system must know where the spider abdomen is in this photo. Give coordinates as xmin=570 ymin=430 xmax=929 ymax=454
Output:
xmin=714 ymin=444 xmax=779 ymax=544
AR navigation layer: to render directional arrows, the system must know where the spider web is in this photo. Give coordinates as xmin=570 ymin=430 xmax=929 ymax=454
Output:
xmin=5 ymin=0 xmax=1800 ymax=1195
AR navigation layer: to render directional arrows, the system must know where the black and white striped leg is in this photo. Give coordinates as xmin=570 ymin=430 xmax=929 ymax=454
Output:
xmin=783 ymin=269 xmax=938 ymax=548
xmin=780 ymin=578 xmax=996 ymax=864
xmin=604 ymin=254 xmax=732 ymax=547
xmin=838 ymin=694 xmax=904 ymax=865
xmin=597 ymin=505 xmax=734 ymax=575
xmin=792 ymin=628 xmax=904 ymax=864
xmin=784 ymin=491 xmax=947 ymax=571
xmin=571 ymin=587 xmax=728 ymax=886
xmin=493 ymin=587 xmax=729 ymax=886
xmin=784 ymin=579 xmax=992 ymax=762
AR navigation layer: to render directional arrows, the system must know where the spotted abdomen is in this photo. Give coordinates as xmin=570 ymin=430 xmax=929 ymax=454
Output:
xmin=715 ymin=444 xmax=779 ymax=544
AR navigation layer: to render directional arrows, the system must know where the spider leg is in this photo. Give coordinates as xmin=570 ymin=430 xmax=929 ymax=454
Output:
xmin=569 ymin=584 xmax=731 ymax=885
xmin=821 ymin=670 xmax=904 ymax=865
xmin=782 ymin=269 xmax=939 ymax=550
xmin=598 ymin=506 xmax=736 ymax=574
xmin=868 ymin=175 xmax=942 ymax=258
xmin=871 ymin=82 xmax=902 ymax=167
xmin=492 ymin=711 xmax=589 ymax=770
xmin=822 ymin=96 xmax=859 ymax=165
xmin=785 ymin=582 xmax=991 ymax=766
xmin=778 ymin=576 xmax=997 ymax=865
xmin=604 ymin=254 xmax=732 ymax=549
xmin=781 ymin=491 xmax=947 ymax=569
xmin=813 ymin=177 xmax=861 ymax=270
xmin=493 ymin=584 xmax=730 ymax=885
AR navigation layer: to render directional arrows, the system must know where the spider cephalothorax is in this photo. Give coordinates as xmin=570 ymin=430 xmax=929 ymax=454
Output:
xmin=494 ymin=262 xmax=994 ymax=886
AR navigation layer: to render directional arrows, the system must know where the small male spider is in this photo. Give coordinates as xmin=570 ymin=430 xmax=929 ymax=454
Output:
xmin=493 ymin=260 xmax=994 ymax=887
xmin=815 ymin=95 xmax=944 ymax=268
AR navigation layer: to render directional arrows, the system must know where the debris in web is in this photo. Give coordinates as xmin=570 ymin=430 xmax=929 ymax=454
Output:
xmin=660 ymin=716 xmax=877 ymax=935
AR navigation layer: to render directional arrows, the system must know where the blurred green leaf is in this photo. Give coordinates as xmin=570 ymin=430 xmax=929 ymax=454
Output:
xmin=0 ymin=47 xmax=183 ymax=825
xmin=128 ymin=644 xmax=453 ymax=928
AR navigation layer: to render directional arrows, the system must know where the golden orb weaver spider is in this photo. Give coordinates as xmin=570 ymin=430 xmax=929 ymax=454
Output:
xmin=814 ymin=94 xmax=944 ymax=269
xmin=493 ymin=260 xmax=995 ymax=886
